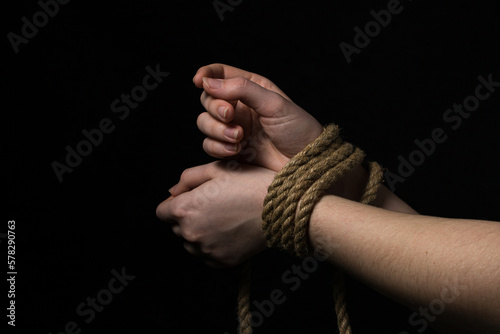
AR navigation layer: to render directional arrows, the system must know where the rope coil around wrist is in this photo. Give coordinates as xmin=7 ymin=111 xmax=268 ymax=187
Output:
xmin=237 ymin=124 xmax=384 ymax=334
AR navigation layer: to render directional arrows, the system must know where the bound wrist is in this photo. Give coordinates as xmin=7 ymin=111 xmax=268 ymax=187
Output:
xmin=327 ymin=164 xmax=369 ymax=202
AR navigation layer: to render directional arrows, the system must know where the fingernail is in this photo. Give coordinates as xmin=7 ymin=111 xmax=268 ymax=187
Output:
xmin=169 ymin=185 xmax=177 ymax=195
xmin=218 ymin=106 xmax=228 ymax=119
xmin=202 ymin=77 xmax=222 ymax=89
xmin=224 ymin=127 xmax=239 ymax=139
xmin=224 ymin=143 xmax=238 ymax=152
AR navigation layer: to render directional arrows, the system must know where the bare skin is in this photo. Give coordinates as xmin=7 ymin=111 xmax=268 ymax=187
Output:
xmin=310 ymin=195 xmax=500 ymax=333
xmin=156 ymin=64 xmax=500 ymax=333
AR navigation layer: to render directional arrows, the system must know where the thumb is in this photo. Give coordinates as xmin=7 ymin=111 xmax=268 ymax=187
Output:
xmin=202 ymin=77 xmax=288 ymax=118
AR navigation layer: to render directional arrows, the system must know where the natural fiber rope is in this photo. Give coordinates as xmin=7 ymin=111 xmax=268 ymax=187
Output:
xmin=333 ymin=270 xmax=351 ymax=334
xmin=237 ymin=260 xmax=252 ymax=334
xmin=293 ymin=146 xmax=365 ymax=257
xmin=330 ymin=160 xmax=384 ymax=334
xmin=329 ymin=160 xmax=383 ymax=334
xmin=236 ymin=124 xmax=384 ymax=334
xmin=264 ymin=142 xmax=356 ymax=254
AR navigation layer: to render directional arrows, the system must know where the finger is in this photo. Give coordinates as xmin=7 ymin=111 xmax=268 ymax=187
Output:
xmin=193 ymin=63 xmax=290 ymax=100
xmin=201 ymin=76 xmax=287 ymax=118
xmin=171 ymin=163 xmax=214 ymax=196
xmin=200 ymin=90 xmax=236 ymax=123
xmin=200 ymin=91 xmax=253 ymax=140
xmin=202 ymin=137 xmax=241 ymax=158
xmin=156 ymin=190 xmax=197 ymax=223
xmin=156 ymin=195 xmax=179 ymax=222
xmin=193 ymin=63 xmax=254 ymax=87
xmin=197 ymin=112 xmax=243 ymax=144
xmin=172 ymin=224 xmax=181 ymax=236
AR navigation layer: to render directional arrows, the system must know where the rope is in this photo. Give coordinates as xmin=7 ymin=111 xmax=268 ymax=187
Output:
xmin=237 ymin=260 xmax=252 ymax=334
xmin=237 ymin=124 xmax=384 ymax=334
xmin=333 ymin=270 xmax=351 ymax=334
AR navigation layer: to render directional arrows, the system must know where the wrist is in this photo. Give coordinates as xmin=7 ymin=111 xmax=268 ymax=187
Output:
xmin=327 ymin=164 xmax=369 ymax=201
xmin=307 ymin=195 xmax=348 ymax=262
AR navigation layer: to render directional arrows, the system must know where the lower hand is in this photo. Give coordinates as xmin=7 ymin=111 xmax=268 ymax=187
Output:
xmin=156 ymin=161 xmax=275 ymax=267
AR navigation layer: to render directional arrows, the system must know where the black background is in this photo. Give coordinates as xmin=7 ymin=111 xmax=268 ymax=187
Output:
xmin=4 ymin=0 xmax=500 ymax=333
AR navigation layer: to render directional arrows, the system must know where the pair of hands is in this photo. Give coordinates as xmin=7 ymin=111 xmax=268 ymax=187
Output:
xmin=156 ymin=64 xmax=324 ymax=267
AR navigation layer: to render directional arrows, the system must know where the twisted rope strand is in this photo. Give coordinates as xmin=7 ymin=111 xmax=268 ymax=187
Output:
xmin=262 ymin=133 xmax=340 ymax=220
xmin=330 ymin=161 xmax=384 ymax=334
xmin=264 ymin=143 xmax=354 ymax=250
xmin=237 ymin=260 xmax=252 ymax=334
xmin=333 ymin=270 xmax=352 ymax=334
xmin=238 ymin=124 xmax=384 ymax=334
xmin=293 ymin=147 xmax=366 ymax=257
xmin=360 ymin=161 xmax=384 ymax=205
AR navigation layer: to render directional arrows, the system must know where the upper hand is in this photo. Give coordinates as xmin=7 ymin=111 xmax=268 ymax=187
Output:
xmin=193 ymin=63 xmax=323 ymax=172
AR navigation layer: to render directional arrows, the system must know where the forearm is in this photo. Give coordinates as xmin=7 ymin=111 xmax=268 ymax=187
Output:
xmin=309 ymin=195 xmax=500 ymax=332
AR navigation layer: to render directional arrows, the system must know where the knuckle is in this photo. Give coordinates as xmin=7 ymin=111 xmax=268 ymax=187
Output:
xmin=212 ymin=160 xmax=226 ymax=172
xmin=205 ymin=161 xmax=217 ymax=176
xmin=196 ymin=112 xmax=207 ymax=129
xmin=199 ymin=243 xmax=214 ymax=256
xmin=269 ymin=92 xmax=287 ymax=109
xmin=200 ymin=90 xmax=209 ymax=104
xmin=233 ymin=76 xmax=249 ymax=89
xmin=181 ymin=227 xmax=200 ymax=243
xmin=180 ymin=168 xmax=193 ymax=182
xmin=210 ymin=119 xmax=222 ymax=135
xmin=170 ymin=199 xmax=190 ymax=219
xmin=155 ymin=204 xmax=164 ymax=220
xmin=171 ymin=225 xmax=182 ymax=237
xmin=203 ymin=138 xmax=223 ymax=158
xmin=202 ymin=138 xmax=213 ymax=154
